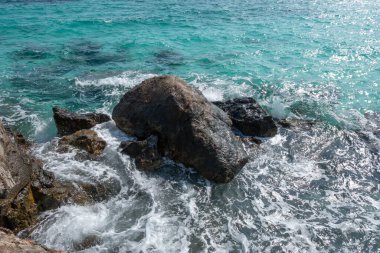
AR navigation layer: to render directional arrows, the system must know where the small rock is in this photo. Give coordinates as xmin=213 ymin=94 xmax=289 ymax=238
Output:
xmin=213 ymin=97 xmax=277 ymax=137
xmin=53 ymin=107 xmax=110 ymax=136
xmin=59 ymin=129 xmax=106 ymax=156
xmin=120 ymin=135 xmax=162 ymax=171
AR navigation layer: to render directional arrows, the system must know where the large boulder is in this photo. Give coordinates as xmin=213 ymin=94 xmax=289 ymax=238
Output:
xmin=52 ymin=107 xmax=110 ymax=136
xmin=213 ymin=97 xmax=277 ymax=137
xmin=112 ymin=76 xmax=248 ymax=183
xmin=58 ymin=129 xmax=106 ymax=156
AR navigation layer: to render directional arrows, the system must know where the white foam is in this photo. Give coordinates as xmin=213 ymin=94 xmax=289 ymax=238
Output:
xmin=0 ymin=104 xmax=49 ymax=140
xmin=33 ymin=121 xmax=127 ymax=184
xmin=75 ymin=71 xmax=156 ymax=88
xmin=31 ymin=203 xmax=111 ymax=250
xmin=27 ymin=72 xmax=380 ymax=253
xmin=189 ymin=73 xmax=255 ymax=101
xmin=200 ymin=87 xmax=224 ymax=102
xmin=268 ymin=96 xmax=288 ymax=119
xmin=30 ymin=116 xmax=380 ymax=252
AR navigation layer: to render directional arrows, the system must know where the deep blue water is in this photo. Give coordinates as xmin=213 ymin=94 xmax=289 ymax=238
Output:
xmin=0 ymin=0 xmax=379 ymax=252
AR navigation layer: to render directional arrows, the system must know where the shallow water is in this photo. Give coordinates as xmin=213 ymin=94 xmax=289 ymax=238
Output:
xmin=0 ymin=0 xmax=379 ymax=252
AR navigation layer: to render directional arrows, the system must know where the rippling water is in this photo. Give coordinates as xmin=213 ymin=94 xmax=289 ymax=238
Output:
xmin=0 ymin=0 xmax=379 ymax=252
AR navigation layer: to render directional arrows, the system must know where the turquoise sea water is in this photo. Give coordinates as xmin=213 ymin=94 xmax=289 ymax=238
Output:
xmin=1 ymin=0 xmax=379 ymax=140
xmin=1 ymin=0 xmax=380 ymax=252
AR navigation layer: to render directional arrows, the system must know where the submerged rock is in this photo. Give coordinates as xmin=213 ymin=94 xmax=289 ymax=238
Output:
xmin=63 ymin=41 xmax=126 ymax=66
xmin=59 ymin=129 xmax=106 ymax=156
xmin=0 ymin=228 xmax=65 ymax=253
xmin=120 ymin=135 xmax=162 ymax=171
xmin=53 ymin=107 xmax=110 ymax=136
xmin=213 ymin=97 xmax=277 ymax=137
xmin=153 ymin=50 xmax=184 ymax=67
xmin=113 ymin=75 xmax=248 ymax=183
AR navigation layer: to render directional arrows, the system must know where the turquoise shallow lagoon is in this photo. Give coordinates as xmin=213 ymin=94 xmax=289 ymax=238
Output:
xmin=0 ymin=0 xmax=379 ymax=252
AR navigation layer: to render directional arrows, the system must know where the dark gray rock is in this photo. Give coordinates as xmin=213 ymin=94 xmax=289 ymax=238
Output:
xmin=113 ymin=76 xmax=248 ymax=183
xmin=213 ymin=97 xmax=277 ymax=137
xmin=120 ymin=135 xmax=162 ymax=171
xmin=53 ymin=107 xmax=110 ymax=136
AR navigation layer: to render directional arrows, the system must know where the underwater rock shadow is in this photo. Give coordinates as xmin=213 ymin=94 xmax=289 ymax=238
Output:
xmin=11 ymin=46 xmax=52 ymax=60
xmin=60 ymin=40 xmax=127 ymax=66
xmin=149 ymin=49 xmax=186 ymax=70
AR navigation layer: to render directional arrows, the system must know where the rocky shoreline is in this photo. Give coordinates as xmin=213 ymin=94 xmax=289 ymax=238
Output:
xmin=0 ymin=75 xmax=281 ymax=251
xmin=0 ymin=227 xmax=64 ymax=253
xmin=0 ymin=105 xmax=116 ymax=251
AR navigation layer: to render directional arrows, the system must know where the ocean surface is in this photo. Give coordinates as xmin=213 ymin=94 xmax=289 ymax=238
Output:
xmin=1 ymin=0 xmax=380 ymax=252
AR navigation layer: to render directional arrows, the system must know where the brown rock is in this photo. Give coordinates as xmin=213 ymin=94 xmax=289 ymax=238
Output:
xmin=52 ymin=107 xmax=110 ymax=136
xmin=0 ymin=120 xmax=117 ymax=234
xmin=112 ymin=76 xmax=248 ymax=183
xmin=0 ymin=228 xmax=66 ymax=253
xmin=0 ymin=122 xmax=89 ymax=232
xmin=0 ymin=121 xmax=43 ymax=232
xmin=59 ymin=129 xmax=106 ymax=156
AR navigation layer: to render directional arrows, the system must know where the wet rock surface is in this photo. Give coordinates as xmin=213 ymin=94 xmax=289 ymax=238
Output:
xmin=0 ymin=228 xmax=65 ymax=253
xmin=58 ymin=129 xmax=106 ymax=156
xmin=0 ymin=121 xmax=45 ymax=232
xmin=0 ymin=121 xmax=109 ymax=234
xmin=120 ymin=135 xmax=163 ymax=171
xmin=113 ymin=75 xmax=248 ymax=183
xmin=53 ymin=107 xmax=110 ymax=136
xmin=213 ymin=97 xmax=277 ymax=137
